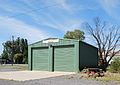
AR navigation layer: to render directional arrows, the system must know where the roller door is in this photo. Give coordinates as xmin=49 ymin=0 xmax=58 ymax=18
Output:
xmin=54 ymin=45 xmax=75 ymax=72
xmin=32 ymin=47 xmax=49 ymax=71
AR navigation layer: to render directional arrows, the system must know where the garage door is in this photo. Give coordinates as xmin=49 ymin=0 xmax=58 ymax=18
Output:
xmin=32 ymin=47 xmax=49 ymax=71
xmin=54 ymin=45 xmax=75 ymax=72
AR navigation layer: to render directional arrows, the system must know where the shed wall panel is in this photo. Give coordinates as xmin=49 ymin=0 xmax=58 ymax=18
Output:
xmin=80 ymin=42 xmax=98 ymax=69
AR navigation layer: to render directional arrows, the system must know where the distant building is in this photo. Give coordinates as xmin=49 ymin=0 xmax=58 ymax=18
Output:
xmin=107 ymin=52 xmax=120 ymax=64
xmin=114 ymin=52 xmax=120 ymax=58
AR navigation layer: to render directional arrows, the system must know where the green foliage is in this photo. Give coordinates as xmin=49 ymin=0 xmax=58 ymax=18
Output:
xmin=64 ymin=29 xmax=85 ymax=40
xmin=1 ymin=37 xmax=28 ymax=64
xmin=108 ymin=58 xmax=120 ymax=73
xmin=14 ymin=53 xmax=24 ymax=64
xmin=1 ymin=49 xmax=8 ymax=59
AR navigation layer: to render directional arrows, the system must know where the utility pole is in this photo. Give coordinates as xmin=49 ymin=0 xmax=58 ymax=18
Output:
xmin=11 ymin=36 xmax=14 ymax=66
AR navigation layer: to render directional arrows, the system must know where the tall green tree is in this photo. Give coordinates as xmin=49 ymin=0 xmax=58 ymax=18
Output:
xmin=1 ymin=37 xmax=28 ymax=64
xmin=2 ymin=41 xmax=14 ymax=61
xmin=64 ymin=29 xmax=85 ymax=40
xmin=1 ymin=49 xmax=8 ymax=59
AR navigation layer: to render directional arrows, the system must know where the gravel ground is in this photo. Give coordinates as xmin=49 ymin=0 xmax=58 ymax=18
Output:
xmin=0 ymin=65 xmax=119 ymax=85
xmin=0 ymin=75 xmax=119 ymax=85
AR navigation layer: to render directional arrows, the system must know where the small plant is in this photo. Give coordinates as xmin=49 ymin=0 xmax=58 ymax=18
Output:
xmin=108 ymin=58 xmax=120 ymax=73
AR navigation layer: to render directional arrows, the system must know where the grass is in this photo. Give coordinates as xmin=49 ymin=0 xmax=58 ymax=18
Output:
xmin=95 ymin=72 xmax=120 ymax=82
xmin=77 ymin=71 xmax=120 ymax=84
xmin=0 ymin=64 xmax=28 ymax=71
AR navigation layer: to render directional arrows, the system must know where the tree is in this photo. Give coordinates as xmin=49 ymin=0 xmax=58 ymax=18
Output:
xmin=64 ymin=29 xmax=85 ymax=40
xmin=84 ymin=17 xmax=120 ymax=70
xmin=2 ymin=41 xmax=14 ymax=61
xmin=1 ymin=37 xmax=28 ymax=64
xmin=1 ymin=49 xmax=8 ymax=59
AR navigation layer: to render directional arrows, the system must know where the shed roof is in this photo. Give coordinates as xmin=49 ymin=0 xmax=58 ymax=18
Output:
xmin=29 ymin=38 xmax=97 ymax=49
xmin=29 ymin=38 xmax=79 ymax=46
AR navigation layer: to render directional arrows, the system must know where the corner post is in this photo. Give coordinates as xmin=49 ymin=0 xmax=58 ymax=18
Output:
xmin=28 ymin=46 xmax=32 ymax=70
xmin=74 ymin=41 xmax=80 ymax=72
xmin=48 ymin=44 xmax=54 ymax=72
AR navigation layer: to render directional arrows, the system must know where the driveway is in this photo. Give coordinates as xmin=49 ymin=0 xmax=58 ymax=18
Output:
xmin=0 ymin=74 xmax=119 ymax=85
xmin=0 ymin=71 xmax=74 ymax=81
xmin=0 ymin=71 xmax=119 ymax=85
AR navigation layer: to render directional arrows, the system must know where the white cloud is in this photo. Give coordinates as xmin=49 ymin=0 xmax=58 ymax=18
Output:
xmin=20 ymin=0 xmax=73 ymax=12
xmin=54 ymin=0 xmax=73 ymax=12
xmin=18 ymin=7 xmax=83 ymax=32
xmin=42 ymin=18 xmax=82 ymax=32
xmin=38 ymin=0 xmax=75 ymax=12
xmin=100 ymin=0 xmax=119 ymax=8
xmin=0 ymin=0 xmax=83 ymax=32
xmin=0 ymin=16 xmax=50 ymax=54
xmin=0 ymin=1 xmax=29 ymax=14
xmin=99 ymin=0 xmax=120 ymax=19
xmin=0 ymin=16 xmax=49 ymax=42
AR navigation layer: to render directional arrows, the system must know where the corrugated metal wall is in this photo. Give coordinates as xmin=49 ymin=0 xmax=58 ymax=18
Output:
xmin=79 ymin=41 xmax=98 ymax=69
xmin=54 ymin=45 xmax=75 ymax=72
xmin=32 ymin=47 xmax=49 ymax=71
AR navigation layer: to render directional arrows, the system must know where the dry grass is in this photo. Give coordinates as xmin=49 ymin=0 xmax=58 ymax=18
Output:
xmin=75 ymin=71 xmax=120 ymax=83
xmin=95 ymin=72 xmax=120 ymax=82
xmin=0 ymin=64 xmax=28 ymax=71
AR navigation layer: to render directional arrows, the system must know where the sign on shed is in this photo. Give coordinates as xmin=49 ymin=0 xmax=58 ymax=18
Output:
xmin=42 ymin=39 xmax=59 ymax=43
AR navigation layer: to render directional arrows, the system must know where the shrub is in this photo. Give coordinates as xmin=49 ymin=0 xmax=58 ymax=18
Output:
xmin=108 ymin=58 xmax=120 ymax=73
xmin=14 ymin=53 xmax=24 ymax=64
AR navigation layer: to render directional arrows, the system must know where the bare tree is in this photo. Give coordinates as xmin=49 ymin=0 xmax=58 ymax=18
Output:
xmin=85 ymin=17 xmax=120 ymax=70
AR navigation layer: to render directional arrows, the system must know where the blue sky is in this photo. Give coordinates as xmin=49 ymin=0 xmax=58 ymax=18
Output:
xmin=0 ymin=0 xmax=120 ymax=54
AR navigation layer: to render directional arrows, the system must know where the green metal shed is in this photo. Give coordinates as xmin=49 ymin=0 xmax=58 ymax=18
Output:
xmin=28 ymin=38 xmax=98 ymax=72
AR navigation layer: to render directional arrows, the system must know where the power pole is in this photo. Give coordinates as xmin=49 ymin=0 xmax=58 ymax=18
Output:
xmin=11 ymin=36 xmax=14 ymax=66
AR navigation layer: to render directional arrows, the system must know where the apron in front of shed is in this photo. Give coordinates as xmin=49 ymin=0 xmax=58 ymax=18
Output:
xmin=32 ymin=47 xmax=49 ymax=71
xmin=54 ymin=45 xmax=75 ymax=72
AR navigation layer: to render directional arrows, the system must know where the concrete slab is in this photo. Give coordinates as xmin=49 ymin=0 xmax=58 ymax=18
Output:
xmin=0 ymin=71 xmax=74 ymax=81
